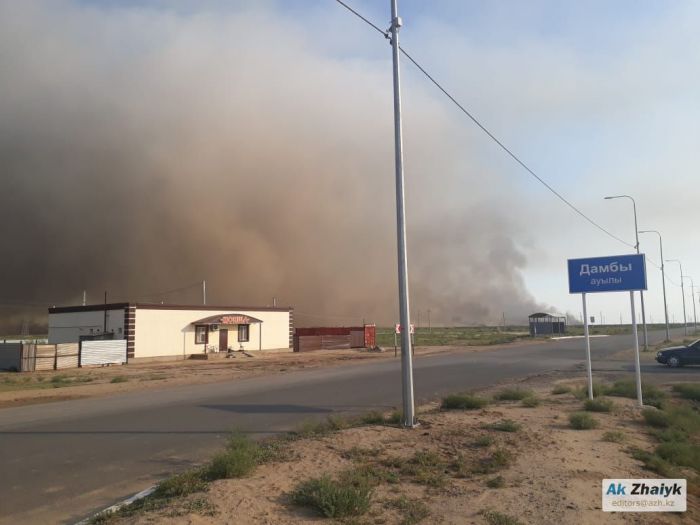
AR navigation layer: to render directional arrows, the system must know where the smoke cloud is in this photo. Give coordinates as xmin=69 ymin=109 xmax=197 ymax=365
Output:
xmin=0 ymin=1 xmax=546 ymax=333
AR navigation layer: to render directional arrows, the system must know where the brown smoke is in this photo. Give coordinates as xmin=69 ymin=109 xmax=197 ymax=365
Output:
xmin=0 ymin=2 xmax=546 ymax=333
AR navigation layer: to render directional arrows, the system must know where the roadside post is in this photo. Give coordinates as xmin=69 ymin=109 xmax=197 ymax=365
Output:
xmin=568 ymin=253 xmax=647 ymax=407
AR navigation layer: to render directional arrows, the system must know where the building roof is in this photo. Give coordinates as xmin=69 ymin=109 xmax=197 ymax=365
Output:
xmin=191 ymin=314 xmax=263 ymax=325
xmin=528 ymin=312 xmax=566 ymax=319
xmin=48 ymin=303 xmax=292 ymax=314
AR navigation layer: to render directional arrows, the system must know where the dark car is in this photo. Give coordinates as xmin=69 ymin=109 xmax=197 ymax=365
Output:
xmin=656 ymin=339 xmax=700 ymax=367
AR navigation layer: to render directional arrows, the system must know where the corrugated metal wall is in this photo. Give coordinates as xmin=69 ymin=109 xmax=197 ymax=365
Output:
xmin=293 ymin=326 xmax=375 ymax=352
xmin=80 ymin=340 xmax=127 ymax=366
xmin=0 ymin=343 xmax=22 ymax=371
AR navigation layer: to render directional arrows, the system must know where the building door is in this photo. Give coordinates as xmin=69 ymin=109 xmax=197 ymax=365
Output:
xmin=219 ymin=329 xmax=228 ymax=352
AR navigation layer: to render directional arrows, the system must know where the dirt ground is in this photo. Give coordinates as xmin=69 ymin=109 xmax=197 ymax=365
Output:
xmin=106 ymin=372 xmax=698 ymax=525
xmin=0 ymin=342 xmax=543 ymax=408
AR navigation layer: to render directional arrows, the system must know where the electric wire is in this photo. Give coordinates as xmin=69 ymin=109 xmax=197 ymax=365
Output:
xmin=333 ymin=0 xmax=636 ymax=251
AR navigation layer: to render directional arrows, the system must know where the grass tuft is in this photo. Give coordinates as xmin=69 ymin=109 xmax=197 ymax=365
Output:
xmin=583 ymin=398 xmax=613 ymax=413
xmin=569 ymin=412 xmax=598 ymax=430
xmin=110 ymin=376 xmax=128 ymax=384
xmin=472 ymin=435 xmax=494 ymax=448
xmin=551 ymin=385 xmax=572 ymax=395
xmin=521 ymin=396 xmax=541 ymax=408
xmin=486 ymin=475 xmax=506 ymax=488
xmin=487 ymin=419 xmax=521 ymax=432
xmin=387 ymin=496 xmax=430 ymax=525
xmin=441 ymin=393 xmax=489 ymax=410
xmin=481 ymin=509 xmax=525 ymax=525
xmin=494 ymin=388 xmax=533 ymax=401
xmin=291 ymin=469 xmax=374 ymax=518
xmin=672 ymin=383 xmax=700 ymax=402
xmin=602 ymin=430 xmax=626 ymax=443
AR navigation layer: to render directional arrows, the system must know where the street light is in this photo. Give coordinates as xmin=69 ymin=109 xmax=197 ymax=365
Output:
xmin=682 ymin=275 xmax=698 ymax=334
xmin=604 ymin=195 xmax=648 ymax=350
xmin=666 ymin=259 xmax=688 ymax=336
xmin=639 ymin=230 xmax=670 ymax=341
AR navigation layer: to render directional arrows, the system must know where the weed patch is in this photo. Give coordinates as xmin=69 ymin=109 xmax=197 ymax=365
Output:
xmin=569 ymin=412 xmax=598 ymax=430
xmin=481 ymin=509 xmax=525 ymax=525
xmin=551 ymin=385 xmax=572 ymax=395
xmin=584 ymin=398 xmax=613 ymax=412
xmin=441 ymin=393 xmax=488 ymax=410
xmin=291 ymin=469 xmax=374 ymax=518
xmin=387 ymin=496 xmax=430 ymax=525
xmin=672 ymin=383 xmax=700 ymax=402
xmin=494 ymin=388 xmax=533 ymax=401
xmin=487 ymin=419 xmax=521 ymax=432
xmin=602 ymin=431 xmax=626 ymax=443
xmin=110 ymin=376 xmax=128 ymax=384
xmin=521 ymin=396 xmax=540 ymax=408
xmin=486 ymin=475 xmax=506 ymax=488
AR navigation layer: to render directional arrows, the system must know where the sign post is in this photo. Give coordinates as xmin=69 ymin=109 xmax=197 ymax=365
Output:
xmin=581 ymin=293 xmax=593 ymax=400
xmin=568 ymin=253 xmax=647 ymax=407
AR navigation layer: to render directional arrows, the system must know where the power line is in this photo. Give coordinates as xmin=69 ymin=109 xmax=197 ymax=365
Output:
xmin=334 ymin=0 xmax=635 ymax=250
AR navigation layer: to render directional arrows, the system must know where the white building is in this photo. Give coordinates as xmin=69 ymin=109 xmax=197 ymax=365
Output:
xmin=48 ymin=303 xmax=293 ymax=361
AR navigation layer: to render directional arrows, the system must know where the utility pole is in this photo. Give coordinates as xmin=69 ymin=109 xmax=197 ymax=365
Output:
xmin=82 ymin=290 xmax=87 ymax=306
xmin=389 ymin=0 xmax=415 ymax=428
xmin=604 ymin=195 xmax=648 ymax=350
xmin=639 ymin=230 xmax=670 ymax=341
xmin=683 ymin=276 xmax=697 ymax=334
xmin=202 ymin=280 xmax=206 ymax=305
xmin=502 ymin=312 xmax=506 ymax=330
xmin=667 ymin=260 xmax=687 ymax=336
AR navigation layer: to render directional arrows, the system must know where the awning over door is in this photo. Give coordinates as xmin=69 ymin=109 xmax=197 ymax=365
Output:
xmin=191 ymin=314 xmax=263 ymax=325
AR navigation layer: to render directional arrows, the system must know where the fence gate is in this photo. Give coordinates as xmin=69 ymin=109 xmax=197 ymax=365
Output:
xmin=80 ymin=340 xmax=127 ymax=366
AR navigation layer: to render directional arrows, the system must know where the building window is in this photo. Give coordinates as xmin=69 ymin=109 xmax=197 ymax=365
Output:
xmin=195 ymin=325 xmax=208 ymax=344
xmin=238 ymin=324 xmax=250 ymax=342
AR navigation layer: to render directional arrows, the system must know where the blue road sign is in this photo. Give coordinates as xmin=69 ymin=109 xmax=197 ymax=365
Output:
xmin=568 ymin=254 xmax=647 ymax=294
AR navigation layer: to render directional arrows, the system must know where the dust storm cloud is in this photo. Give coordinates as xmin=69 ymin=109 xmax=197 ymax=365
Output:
xmin=0 ymin=1 xmax=546 ymax=332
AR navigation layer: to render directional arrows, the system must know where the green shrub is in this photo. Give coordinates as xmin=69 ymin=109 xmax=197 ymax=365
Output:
xmin=481 ymin=509 xmax=525 ymax=525
xmin=584 ymin=398 xmax=613 ymax=412
xmin=153 ymin=470 xmax=207 ymax=499
xmin=387 ymin=496 xmax=430 ymax=525
xmin=494 ymin=388 xmax=533 ymax=401
xmin=630 ymin=447 xmax=678 ymax=477
xmin=551 ymin=385 xmax=572 ymax=395
xmin=672 ymin=383 xmax=700 ymax=402
xmin=607 ymin=379 xmax=665 ymax=404
xmin=642 ymin=408 xmax=670 ymax=428
xmin=360 ymin=411 xmax=385 ymax=424
xmin=441 ymin=394 xmax=488 ymax=410
xmin=110 ymin=376 xmax=128 ymax=384
xmin=602 ymin=431 xmax=626 ymax=443
xmin=472 ymin=435 xmax=494 ymax=448
xmin=656 ymin=442 xmax=700 ymax=471
xmin=291 ymin=471 xmax=373 ymax=518
xmin=472 ymin=449 xmax=513 ymax=474
xmin=486 ymin=475 xmax=506 ymax=488
xmin=569 ymin=412 xmax=598 ymax=430
xmin=521 ymin=396 xmax=540 ymax=408
xmin=574 ymin=382 xmax=607 ymax=400
xmin=488 ymin=419 xmax=521 ymax=432
xmin=203 ymin=433 xmax=258 ymax=480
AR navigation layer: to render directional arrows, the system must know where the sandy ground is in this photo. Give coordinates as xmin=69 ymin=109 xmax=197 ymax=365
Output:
xmin=106 ymin=373 xmax=698 ymax=525
xmin=0 ymin=342 xmax=543 ymax=408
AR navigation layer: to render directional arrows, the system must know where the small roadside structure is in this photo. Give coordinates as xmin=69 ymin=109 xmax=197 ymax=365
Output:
xmin=528 ymin=312 xmax=567 ymax=336
xmin=48 ymin=303 xmax=293 ymax=362
xmin=293 ymin=325 xmax=376 ymax=352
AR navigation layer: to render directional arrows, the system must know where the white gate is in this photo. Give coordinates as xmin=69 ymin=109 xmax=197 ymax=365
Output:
xmin=80 ymin=340 xmax=127 ymax=366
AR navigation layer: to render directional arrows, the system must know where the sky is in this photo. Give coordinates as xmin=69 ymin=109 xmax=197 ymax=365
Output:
xmin=0 ymin=0 xmax=698 ymax=330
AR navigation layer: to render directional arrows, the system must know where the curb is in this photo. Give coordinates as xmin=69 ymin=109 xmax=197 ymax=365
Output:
xmin=74 ymin=485 xmax=156 ymax=525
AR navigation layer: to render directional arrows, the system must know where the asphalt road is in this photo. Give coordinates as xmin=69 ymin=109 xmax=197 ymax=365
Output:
xmin=0 ymin=328 xmax=697 ymax=524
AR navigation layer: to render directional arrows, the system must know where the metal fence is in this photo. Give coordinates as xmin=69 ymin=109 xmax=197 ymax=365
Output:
xmin=1 ymin=341 xmax=125 ymax=371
